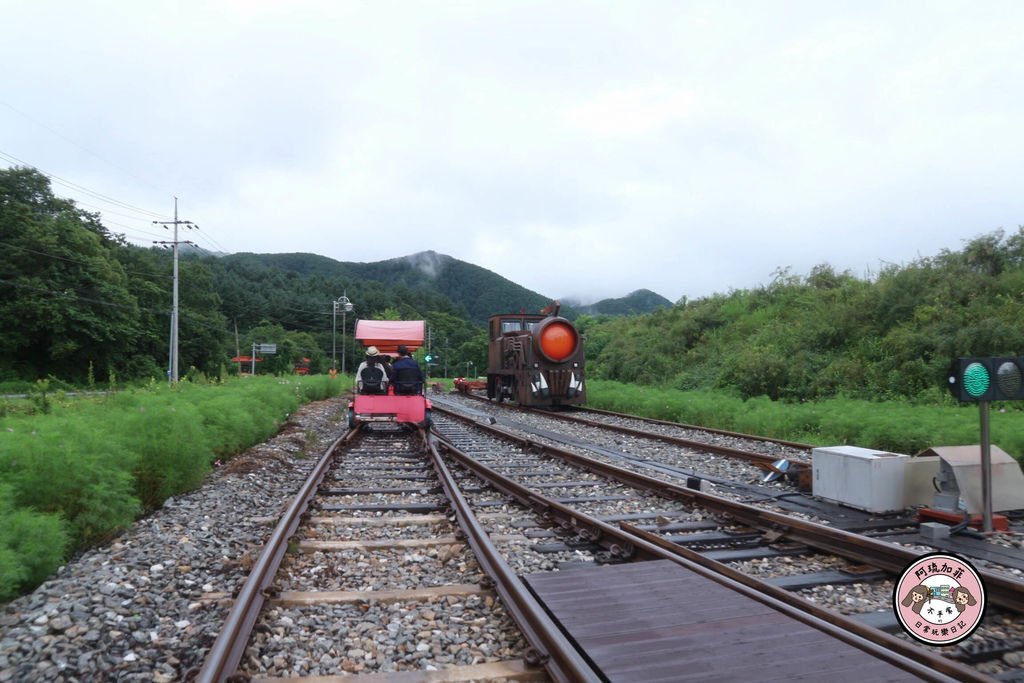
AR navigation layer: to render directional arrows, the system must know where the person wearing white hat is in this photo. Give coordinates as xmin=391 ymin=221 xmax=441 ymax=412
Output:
xmin=355 ymin=346 xmax=390 ymax=394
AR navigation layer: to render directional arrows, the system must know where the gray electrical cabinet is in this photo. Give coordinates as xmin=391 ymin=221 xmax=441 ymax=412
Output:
xmin=812 ymin=446 xmax=910 ymax=513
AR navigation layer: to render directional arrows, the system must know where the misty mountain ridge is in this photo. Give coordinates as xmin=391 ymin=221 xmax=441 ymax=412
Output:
xmin=225 ymin=250 xmax=670 ymax=322
xmin=563 ymin=289 xmax=673 ymax=316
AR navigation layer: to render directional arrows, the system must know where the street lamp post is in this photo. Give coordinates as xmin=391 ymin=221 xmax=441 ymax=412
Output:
xmin=333 ymin=294 xmax=353 ymax=373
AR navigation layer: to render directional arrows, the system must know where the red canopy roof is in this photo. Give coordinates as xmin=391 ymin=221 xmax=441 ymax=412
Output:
xmin=354 ymin=320 xmax=425 ymax=353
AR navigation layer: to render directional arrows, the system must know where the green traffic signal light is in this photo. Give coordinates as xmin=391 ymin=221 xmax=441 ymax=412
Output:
xmin=949 ymin=356 xmax=1024 ymax=402
xmin=962 ymin=361 xmax=991 ymax=398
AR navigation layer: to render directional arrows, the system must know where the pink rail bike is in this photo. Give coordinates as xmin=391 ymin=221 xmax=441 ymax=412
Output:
xmin=347 ymin=320 xmax=432 ymax=430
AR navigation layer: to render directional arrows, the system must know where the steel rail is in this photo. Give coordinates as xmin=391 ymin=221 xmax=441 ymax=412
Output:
xmin=425 ymin=435 xmax=601 ymax=683
xmin=194 ymin=428 xmax=359 ymax=683
xmin=572 ymin=403 xmax=815 ymax=450
xmin=459 ymin=390 xmax=814 ymax=450
xmin=456 ymin=389 xmax=806 ymax=471
xmin=520 ymin=403 xmax=812 ymax=472
xmin=431 ymin=426 xmax=988 ymax=683
xmin=434 ymin=405 xmax=1024 ymax=613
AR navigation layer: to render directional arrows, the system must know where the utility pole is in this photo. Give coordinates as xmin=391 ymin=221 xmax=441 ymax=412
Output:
xmin=153 ymin=197 xmax=196 ymax=382
xmin=234 ymin=319 xmax=241 ymax=376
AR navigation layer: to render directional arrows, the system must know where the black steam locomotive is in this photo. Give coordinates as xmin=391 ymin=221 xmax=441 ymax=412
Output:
xmin=485 ymin=302 xmax=585 ymax=407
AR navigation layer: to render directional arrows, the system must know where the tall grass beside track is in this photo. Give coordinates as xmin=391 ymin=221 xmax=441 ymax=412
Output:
xmin=586 ymin=379 xmax=1024 ymax=461
xmin=0 ymin=375 xmax=345 ymax=602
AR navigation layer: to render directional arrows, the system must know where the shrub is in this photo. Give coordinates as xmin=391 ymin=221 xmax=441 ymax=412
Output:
xmin=0 ymin=485 xmax=68 ymax=602
xmin=117 ymin=396 xmax=211 ymax=510
xmin=0 ymin=375 xmax=346 ymax=603
xmin=1 ymin=417 xmax=141 ymax=544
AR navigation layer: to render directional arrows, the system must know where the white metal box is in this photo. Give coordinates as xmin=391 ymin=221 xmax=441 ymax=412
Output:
xmin=812 ymin=445 xmax=909 ymax=513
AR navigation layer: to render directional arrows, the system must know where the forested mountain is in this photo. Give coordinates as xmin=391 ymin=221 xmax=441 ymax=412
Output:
xmin=224 ymin=250 xmax=554 ymax=324
xmin=570 ymin=289 xmax=673 ymax=316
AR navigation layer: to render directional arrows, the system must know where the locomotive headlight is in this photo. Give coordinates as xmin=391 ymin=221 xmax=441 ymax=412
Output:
xmin=533 ymin=362 xmax=539 ymax=368
xmin=535 ymin=318 xmax=579 ymax=362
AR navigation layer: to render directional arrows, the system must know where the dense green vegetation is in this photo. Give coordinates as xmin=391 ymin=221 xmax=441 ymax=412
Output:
xmin=0 ymin=376 xmax=342 ymax=602
xmin=581 ymin=233 xmax=1024 ymax=405
xmin=1 ymin=168 xmax=229 ymax=384
xmin=5 ymin=162 xmax=1024 ymax=412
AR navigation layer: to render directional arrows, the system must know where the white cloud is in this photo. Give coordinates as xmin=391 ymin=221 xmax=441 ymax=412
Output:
xmin=566 ymin=84 xmax=698 ymax=137
xmin=2 ymin=1 xmax=1024 ymax=305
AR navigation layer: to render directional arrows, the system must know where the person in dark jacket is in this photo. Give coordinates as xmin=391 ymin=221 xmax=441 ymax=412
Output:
xmin=391 ymin=345 xmax=424 ymax=394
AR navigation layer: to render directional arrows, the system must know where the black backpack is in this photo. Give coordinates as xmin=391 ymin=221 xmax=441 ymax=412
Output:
xmin=393 ymin=366 xmax=422 ymax=395
xmin=360 ymin=365 xmax=386 ymax=394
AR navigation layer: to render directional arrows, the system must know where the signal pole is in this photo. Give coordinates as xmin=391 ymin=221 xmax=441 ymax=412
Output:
xmin=153 ymin=197 xmax=196 ymax=382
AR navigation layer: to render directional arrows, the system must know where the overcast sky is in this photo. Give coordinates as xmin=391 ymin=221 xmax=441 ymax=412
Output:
xmin=3 ymin=1 xmax=1023 ymax=304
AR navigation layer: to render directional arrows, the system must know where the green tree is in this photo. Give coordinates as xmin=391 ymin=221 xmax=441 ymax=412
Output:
xmin=0 ymin=168 xmax=140 ymax=383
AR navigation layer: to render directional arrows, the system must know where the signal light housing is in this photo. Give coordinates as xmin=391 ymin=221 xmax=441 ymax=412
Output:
xmin=949 ymin=357 xmax=1024 ymax=402
xmin=535 ymin=318 xmax=579 ymax=363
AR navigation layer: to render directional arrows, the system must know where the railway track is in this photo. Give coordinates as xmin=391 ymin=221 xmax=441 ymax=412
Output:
xmin=195 ymin=425 xmax=588 ymax=681
xmin=191 ymin=404 xmax=1024 ymax=681
xmin=429 ymin=401 xmax=1024 ymax=678
xmin=439 ymin=394 xmax=1024 ymax=559
xmin=454 ymin=390 xmax=814 ymax=489
xmin=458 ymin=389 xmax=812 ymax=462
xmin=434 ymin=397 xmax=1024 ymax=585
xmin=434 ymin=394 xmax=901 ymax=529
xmin=428 ymin=405 xmax=1024 ymax=606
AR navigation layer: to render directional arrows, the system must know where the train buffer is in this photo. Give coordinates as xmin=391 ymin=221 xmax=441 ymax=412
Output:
xmin=454 ymin=377 xmax=487 ymax=393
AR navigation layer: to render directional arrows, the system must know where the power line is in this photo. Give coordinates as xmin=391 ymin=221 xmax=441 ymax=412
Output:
xmin=187 ymin=243 xmax=225 ymax=258
xmin=1 ymin=277 xmax=342 ymax=360
xmin=102 ymin=219 xmax=172 ymax=240
xmin=67 ymin=196 xmax=172 ymax=223
xmin=0 ymin=277 xmax=238 ymax=338
xmin=0 ymin=147 xmax=238 ymax=258
xmin=0 ymin=150 xmax=170 ymax=220
xmin=0 ymin=100 xmax=168 ymax=195
xmin=191 ymin=225 xmax=231 ymax=253
xmin=0 ymin=276 xmax=270 ymax=345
